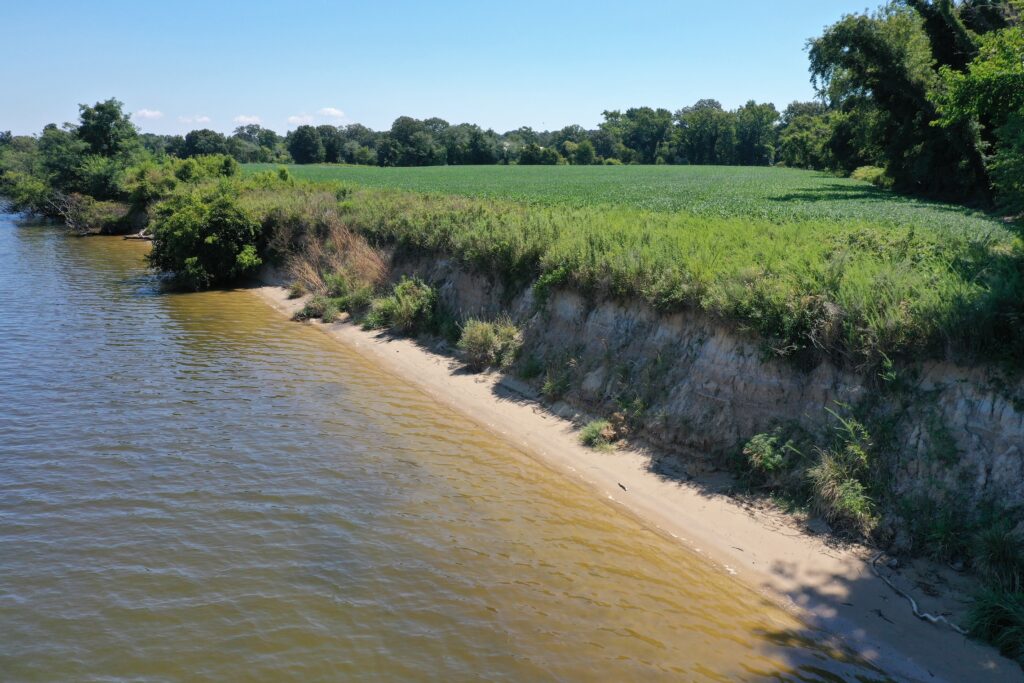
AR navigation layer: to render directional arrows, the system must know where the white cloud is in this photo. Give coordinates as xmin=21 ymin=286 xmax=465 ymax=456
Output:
xmin=134 ymin=108 xmax=164 ymax=120
xmin=318 ymin=107 xmax=345 ymax=120
xmin=178 ymin=115 xmax=212 ymax=125
xmin=287 ymin=114 xmax=314 ymax=126
xmin=233 ymin=114 xmax=262 ymax=125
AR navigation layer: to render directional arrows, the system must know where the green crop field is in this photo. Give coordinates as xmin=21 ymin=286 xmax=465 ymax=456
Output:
xmin=244 ymin=163 xmax=1004 ymax=235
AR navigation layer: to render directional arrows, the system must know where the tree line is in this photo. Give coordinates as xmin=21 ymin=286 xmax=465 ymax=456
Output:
xmin=2 ymin=1 xmax=1021 ymax=211
xmin=124 ymin=99 xmax=787 ymax=169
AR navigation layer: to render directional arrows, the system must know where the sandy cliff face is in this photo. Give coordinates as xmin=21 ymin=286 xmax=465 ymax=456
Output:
xmin=396 ymin=256 xmax=1024 ymax=522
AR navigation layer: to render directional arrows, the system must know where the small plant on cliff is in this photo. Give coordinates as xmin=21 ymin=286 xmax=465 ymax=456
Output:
xmin=458 ymin=317 xmax=523 ymax=370
xmin=363 ymin=277 xmax=437 ymax=334
xmin=579 ymin=419 xmax=616 ymax=451
xmin=807 ymin=411 xmax=876 ymax=534
xmin=541 ymin=365 xmax=571 ymax=401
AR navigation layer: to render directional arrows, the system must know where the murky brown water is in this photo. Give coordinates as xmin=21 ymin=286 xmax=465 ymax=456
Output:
xmin=0 ymin=215 xmax=890 ymax=681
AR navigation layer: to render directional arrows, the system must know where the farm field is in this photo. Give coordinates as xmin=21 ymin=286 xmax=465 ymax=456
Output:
xmin=244 ymin=163 xmax=1003 ymax=234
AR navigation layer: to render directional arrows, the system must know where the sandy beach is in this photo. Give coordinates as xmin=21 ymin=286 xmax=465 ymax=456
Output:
xmin=255 ymin=284 xmax=1020 ymax=682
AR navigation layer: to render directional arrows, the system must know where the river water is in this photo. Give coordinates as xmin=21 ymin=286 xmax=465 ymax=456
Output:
xmin=0 ymin=214 xmax=889 ymax=681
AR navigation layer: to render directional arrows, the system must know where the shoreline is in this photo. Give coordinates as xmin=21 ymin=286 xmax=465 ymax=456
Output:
xmin=253 ymin=284 xmax=1019 ymax=682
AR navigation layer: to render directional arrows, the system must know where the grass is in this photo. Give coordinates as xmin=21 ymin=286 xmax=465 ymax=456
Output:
xmin=967 ymin=588 xmax=1024 ymax=664
xmin=579 ymin=419 xmax=616 ymax=450
xmin=238 ymin=166 xmax=1023 ymax=367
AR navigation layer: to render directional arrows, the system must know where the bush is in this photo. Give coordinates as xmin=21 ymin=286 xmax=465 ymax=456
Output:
xmin=295 ymin=295 xmax=329 ymax=320
xmin=579 ymin=419 xmax=616 ymax=450
xmin=363 ymin=277 xmax=437 ymax=333
xmin=741 ymin=426 xmax=809 ymax=493
xmin=457 ymin=317 xmax=523 ymax=370
xmin=991 ymin=112 xmax=1024 ymax=214
xmin=148 ymin=188 xmax=264 ymax=289
xmin=850 ymin=165 xmax=893 ymax=189
xmin=807 ymin=413 xmax=876 ymax=534
xmin=967 ymin=588 xmax=1024 ymax=664
xmin=78 ymin=154 xmax=124 ymax=199
xmin=320 ymin=299 xmax=341 ymax=323
xmin=541 ymin=365 xmax=571 ymax=401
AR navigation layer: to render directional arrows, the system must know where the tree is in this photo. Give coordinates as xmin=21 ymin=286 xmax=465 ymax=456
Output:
xmin=287 ymin=125 xmax=325 ymax=164
xmin=734 ymin=101 xmax=779 ymax=165
xmin=388 ymin=117 xmax=445 ymax=166
xmin=777 ymin=102 xmax=832 ymax=169
xmin=569 ymin=139 xmax=596 ymax=165
xmin=0 ymin=131 xmax=12 ymax=147
xmin=148 ymin=189 xmax=263 ymax=290
xmin=76 ymin=98 xmax=138 ymax=158
xmin=183 ymin=129 xmax=228 ymax=157
xmin=376 ymin=136 xmax=402 ymax=166
xmin=317 ymin=125 xmax=344 ymax=163
xmin=620 ymin=107 xmax=673 ymax=163
xmin=809 ymin=6 xmax=990 ymax=200
xmin=937 ymin=24 xmax=1024 ymax=209
xmin=676 ymin=100 xmax=736 ymax=164
xmin=38 ymin=124 xmax=88 ymax=191
xmin=518 ymin=143 xmax=563 ymax=164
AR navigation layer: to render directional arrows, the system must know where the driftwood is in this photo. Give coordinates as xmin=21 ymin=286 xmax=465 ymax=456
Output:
xmin=44 ymin=191 xmax=92 ymax=235
xmin=870 ymin=552 xmax=969 ymax=635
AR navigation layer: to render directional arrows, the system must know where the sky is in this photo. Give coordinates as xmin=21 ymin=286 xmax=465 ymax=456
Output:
xmin=0 ymin=1 xmax=875 ymax=136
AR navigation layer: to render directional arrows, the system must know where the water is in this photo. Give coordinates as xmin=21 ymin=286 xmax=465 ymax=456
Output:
xmin=0 ymin=214 xmax=889 ymax=681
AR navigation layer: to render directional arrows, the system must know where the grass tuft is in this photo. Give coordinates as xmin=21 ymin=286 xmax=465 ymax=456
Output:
xmin=579 ymin=419 xmax=616 ymax=450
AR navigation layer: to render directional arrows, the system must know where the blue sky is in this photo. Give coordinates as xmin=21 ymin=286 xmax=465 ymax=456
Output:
xmin=1 ymin=1 xmax=874 ymax=136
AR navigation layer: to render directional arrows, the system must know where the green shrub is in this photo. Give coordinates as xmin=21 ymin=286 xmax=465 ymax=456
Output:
xmin=295 ymin=295 xmax=329 ymax=320
xmin=967 ymin=588 xmax=1024 ymax=664
xmin=579 ymin=419 xmax=616 ymax=450
xmin=744 ymin=431 xmax=790 ymax=474
xmin=320 ymin=299 xmax=341 ymax=323
xmin=807 ymin=413 xmax=876 ymax=534
xmin=850 ymin=165 xmax=893 ymax=188
xmin=363 ymin=277 xmax=437 ymax=333
xmin=341 ymin=284 xmax=375 ymax=313
xmin=287 ymin=282 xmax=306 ymax=299
xmin=741 ymin=426 xmax=810 ymax=494
xmin=808 ymin=455 xmax=875 ymax=532
xmin=541 ymin=365 xmax=571 ymax=401
xmin=458 ymin=317 xmax=523 ymax=370
xmin=78 ymin=154 xmax=124 ymax=199
xmin=148 ymin=188 xmax=264 ymax=289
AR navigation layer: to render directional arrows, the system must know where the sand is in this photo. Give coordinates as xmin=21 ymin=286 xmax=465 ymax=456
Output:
xmin=254 ymin=285 xmax=1020 ymax=682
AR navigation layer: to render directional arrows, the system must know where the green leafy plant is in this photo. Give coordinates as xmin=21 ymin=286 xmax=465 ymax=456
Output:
xmin=579 ymin=419 xmax=616 ymax=450
xmin=363 ymin=277 xmax=437 ymax=333
xmin=457 ymin=317 xmax=523 ymax=370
